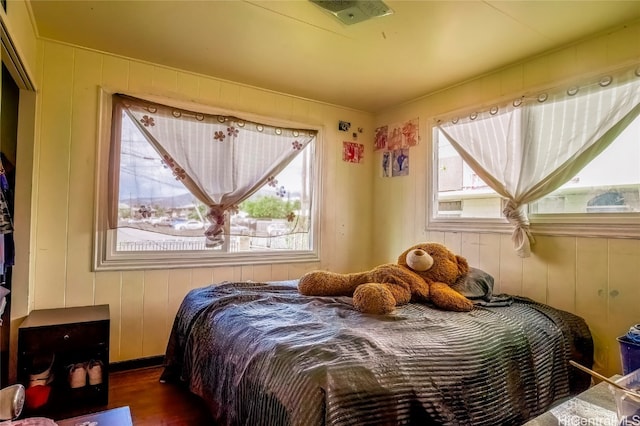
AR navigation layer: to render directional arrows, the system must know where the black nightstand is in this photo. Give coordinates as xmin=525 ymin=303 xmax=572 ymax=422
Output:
xmin=17 ymin=305 xmax=110 ymax=416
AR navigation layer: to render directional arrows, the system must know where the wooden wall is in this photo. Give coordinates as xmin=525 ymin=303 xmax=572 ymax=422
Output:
xmin=374 ymin=21 xmax=640 ymax=377
xmin=28 ymin=39 xmax=374 ymax=363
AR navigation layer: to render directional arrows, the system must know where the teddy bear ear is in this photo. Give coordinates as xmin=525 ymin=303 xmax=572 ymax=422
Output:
xmin=455 ymin=255 xmax=469 ymax=276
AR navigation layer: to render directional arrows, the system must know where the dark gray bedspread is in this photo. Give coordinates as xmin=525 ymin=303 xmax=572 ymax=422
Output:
xmin=162 ymin=280 xmax=593 ymax=426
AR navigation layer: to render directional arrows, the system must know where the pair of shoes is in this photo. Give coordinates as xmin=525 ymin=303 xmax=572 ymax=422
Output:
xmin=29 ymin=354 xmax=55 ymax=388
xmin=67 ymin=360 xmax=103 ymax=388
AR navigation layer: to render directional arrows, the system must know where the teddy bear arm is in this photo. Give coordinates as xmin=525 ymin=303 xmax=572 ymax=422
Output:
xmin=298 ymin=271 xmax=362 ymax=296
xmin=429 ymin=282 xmax=474 ymax=312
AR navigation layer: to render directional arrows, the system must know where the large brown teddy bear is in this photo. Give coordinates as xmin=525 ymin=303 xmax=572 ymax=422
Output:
xmin=298 ymin=242 xmax=474 ymax=314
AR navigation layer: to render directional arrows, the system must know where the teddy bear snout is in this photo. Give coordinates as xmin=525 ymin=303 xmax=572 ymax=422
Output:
xmin=406 ymin=249 xmax=434 ymax=272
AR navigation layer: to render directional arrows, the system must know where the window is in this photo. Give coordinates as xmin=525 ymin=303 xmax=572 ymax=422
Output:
xmin=530 ymin=115 xmax=640 ymax=215
xmin=434 ymin=129 xmax=504 ymax=220
xmin=429 ymin=67 xmax=640 ymax=240
xmin=94 ymin=91 xmax=320 ymax=270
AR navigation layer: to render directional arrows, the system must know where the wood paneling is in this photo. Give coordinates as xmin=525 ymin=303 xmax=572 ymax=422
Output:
xmin=196 ymin=77 xmax=221 ymax=105
xmin=166 ymin=269 xmax=194 ymax=339
xmin=576 ymin=238 xmax=609 ymax=373
xmin=33 ymin=42 xmax=74 ymax=310
xmin=151 ymin=66 xmax=178 ymax=93
xmin=607 ymin=239 xmax=640 ymax=374
xmin=190 ymin=268 xmax=214 ymax=288
xmin=240 ymin=264 xmax=254 ymax=282
xmin=253 ymin=264 xmax=274 ymax=282
xmin=545 ymin=236 xmax=577 ymax=314
xmin=460 ymin=233 xmax=480 ymax=268
xmin=498 ymin=233 xmax=523 ymax=296
xmin=102 ymin=55 xmax=130 ymax=91
xmin=176 ymin=73 xmax=200 ymax=101
xmin=443 ymin=232 xmax=462 ymax=256
xmin=142 ymin=270 xmax=169 ymax=357
xmin=212 ymin=266 xmax=241 ymax=283
xmin=521 ymin=246 xmax=548 ymax=304
xmin=129 ymin=62 xmax=154 ymax=94
xmin=477 ymin=233 xmax=501 ymax=292
xmin=31 ymin=39 xmax=373 ymax=368
xmin=271 ymin=263 xmax=291 ymax=282
xmin=66 ymin=48 xmax=102 ymax=308
xmin=119 ymin=271 xmax=144 ymax=360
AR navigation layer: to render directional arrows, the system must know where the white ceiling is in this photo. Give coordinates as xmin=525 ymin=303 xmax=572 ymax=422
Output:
xmin=28 ymin=0 xmax=640 ymax=112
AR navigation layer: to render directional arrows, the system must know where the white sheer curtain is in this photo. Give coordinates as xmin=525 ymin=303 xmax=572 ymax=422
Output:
xmin=110 ymin=94 xmax=317 ymax=247
xmin=438 ymin=66 xmax=640 ymax=257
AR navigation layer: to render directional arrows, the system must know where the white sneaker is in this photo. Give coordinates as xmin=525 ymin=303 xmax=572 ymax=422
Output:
xmin=68 ymin=363 xmax=87 ymax=388
xmin=87 ymin=360 xmax=103 ymax=386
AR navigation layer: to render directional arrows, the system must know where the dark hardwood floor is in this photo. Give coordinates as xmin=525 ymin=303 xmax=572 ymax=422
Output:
xmin=53 ymin=366 xmax=215 ymax=425
xmin=108 ymin=366 xmax=215 ymax=425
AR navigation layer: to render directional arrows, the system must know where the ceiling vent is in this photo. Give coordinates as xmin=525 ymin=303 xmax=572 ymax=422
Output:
xmin=310 ymin=0 xmax=393 ymax=25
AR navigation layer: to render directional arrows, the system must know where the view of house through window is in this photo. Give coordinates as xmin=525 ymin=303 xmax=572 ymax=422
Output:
xmin=435 ymin=129 xmax=503 ymax=219
xmin=530 ymin=114 xmax=640 ymax=215
xmin=434 ymin=113 xmax=640 ymax=218
xmin=115 ymin=110 xmax=314 ymax=254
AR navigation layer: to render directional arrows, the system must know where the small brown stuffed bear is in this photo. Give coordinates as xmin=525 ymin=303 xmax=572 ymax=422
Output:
xmin=298 ymin=242 xmax=474 ymax=314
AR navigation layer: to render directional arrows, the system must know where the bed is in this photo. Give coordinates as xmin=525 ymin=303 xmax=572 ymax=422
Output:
xmin=161 ymin=277 xmax=593 ymax=426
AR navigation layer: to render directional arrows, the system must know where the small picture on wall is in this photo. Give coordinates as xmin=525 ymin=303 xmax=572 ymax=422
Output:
xmin=392 ymin=149 xmax=409 ymax=177
xmin=388 ymin=125 xmax=403 ymax=151
xmin=381 ymin=151 xmax=391 ymax=177
xmin=374 ymin=126 xmax=388 ymax=151
xmin=379 ymin=118 xmax=420 ymax=151
xmin=343 ymin=141 xmax=364 ymax=163
xmin=402 ymin=118 xmax=420 ymax=147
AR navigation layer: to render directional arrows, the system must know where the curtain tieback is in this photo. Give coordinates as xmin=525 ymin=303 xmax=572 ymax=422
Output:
xmin=503 ymin=201 xmax=535 ymax=257
xmin=503 ymin=202 xmax=529 ymax=227
xmin=205 ymin=206 xmax=226 ymax=247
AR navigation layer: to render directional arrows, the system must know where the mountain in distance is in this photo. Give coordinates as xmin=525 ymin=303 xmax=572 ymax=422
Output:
xmin=119 ymin=192 xmax=196 ymax=209
xmin=120 ymin=188 xmax=301 ymax=209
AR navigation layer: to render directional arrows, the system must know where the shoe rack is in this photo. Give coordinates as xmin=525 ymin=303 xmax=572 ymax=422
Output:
xmin=17 ymin=305 xmax=110 ymax=417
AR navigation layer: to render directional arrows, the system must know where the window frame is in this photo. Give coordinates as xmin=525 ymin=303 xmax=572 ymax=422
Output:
xmin=427 ymin=120 xmax=640 ymax=240
xmin=428 ymin=127 xmax=512 ymax=234
xmin=93 ymin=88 xmax=322 ymax=271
